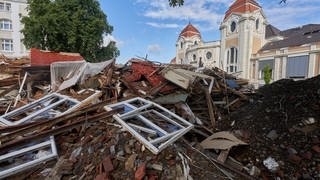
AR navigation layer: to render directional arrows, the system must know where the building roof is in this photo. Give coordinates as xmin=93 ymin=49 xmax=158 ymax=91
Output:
xmin=179 ymin=23 xmax=201 ymax=38
xmin=265 ymin=24 xmax=281 ymax=38
xmin=170 ymin=57 xmax=176 ymax=64
xmin=260 ymin=24 xmax=320 ymax=51
xmin=224 ymin=0 xmax=261 ymax=20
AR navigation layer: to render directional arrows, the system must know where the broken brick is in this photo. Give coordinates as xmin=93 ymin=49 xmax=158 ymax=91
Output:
xmin=312 ymin=145 xmax=320 ymax=154
xmin=135 ymin=162 xmax=146 ymax=180
xmin=288 ymin=154 xmax=302 ymax=164
xmin=102 ymin=156 xmax=114 ymax=173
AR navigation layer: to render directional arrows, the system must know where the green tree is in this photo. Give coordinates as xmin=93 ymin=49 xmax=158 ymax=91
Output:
xmin=21 ymin=0 xmax=119 ymax=62
xmin=263 ymin=65 xmax=272 ymax=85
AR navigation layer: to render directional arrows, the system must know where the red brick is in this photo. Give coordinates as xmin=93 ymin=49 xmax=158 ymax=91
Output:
xmin=135 ymin=163 xmax=146 ymax=180
xmin=288 ymin=154 xmax=302 ymax=164
xmin=102 ymin=156 xmax=114 ymax=173
xmin=301 ymin=151 xmax=312 ymax=160
xmin=30 ymin=48 xmax=84 ymax=66
xmin=312 ymin=145 xmax=320 ymax=154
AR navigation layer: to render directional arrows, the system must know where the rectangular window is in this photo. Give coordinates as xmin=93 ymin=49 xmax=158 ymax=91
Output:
xmin=286 ymin=55 xmax=309 ymax=78
xmin=0 ymin=3 xmax=4 ymax=11
xmin=227 ymin=51 xmax=229 ymax=64
xmin=0 ymin=20 xmax=12 ymax=30
xmin=1 ymin=39 xmax=13 ymax=52
xmin=5 ymin=3 xmax=10 ymax=11
xmin=230 ymin=48 xmax=234 ymax=63
xmin=258 ymin=59 xmax=274 ymax=79
xmin=230 ymin=65 xmax=234 ymax=72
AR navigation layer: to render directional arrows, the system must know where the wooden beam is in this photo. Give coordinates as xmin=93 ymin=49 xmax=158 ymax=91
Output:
xmin=204 ymin=88 xmax=215 ymax=129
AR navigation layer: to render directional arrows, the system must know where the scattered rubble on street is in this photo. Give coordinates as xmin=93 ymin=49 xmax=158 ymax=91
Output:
xmin=0 ymin=54 xmax=319 ymax=179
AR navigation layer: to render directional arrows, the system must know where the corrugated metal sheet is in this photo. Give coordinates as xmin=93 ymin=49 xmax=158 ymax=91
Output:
xmin=286 ymin=55 xmax=309 ymax=78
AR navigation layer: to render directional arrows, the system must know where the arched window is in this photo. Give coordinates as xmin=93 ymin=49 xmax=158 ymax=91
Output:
xmin=226 ymin=47 xmax=238 ymax=73
xmin=256 ymin=19 xmax=260 ymax=30
xmin=180 ymin=42 xmax=183 ymax=49
xmin=230 ymin=21 xmax=236 ymax=32
xmin=193 ymin=54 xmax=196 ymax=61
xmin=194 ymin=41 xmax=198 ymax=45
xmin=0 ymin=19 xmax=12 ymax=30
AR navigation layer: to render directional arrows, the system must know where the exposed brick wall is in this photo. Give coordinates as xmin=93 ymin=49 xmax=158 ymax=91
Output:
xmin=30 ymin=48 xmax=84 ymax=66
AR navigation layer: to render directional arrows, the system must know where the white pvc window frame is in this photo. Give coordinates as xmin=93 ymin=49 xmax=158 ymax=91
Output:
xmin=0 ymin=93 xmax=80 ymax=126
xmin=0 ymin=89 xmax=101 ymax=126
xmin=0 ymin=89 xmax=101 ymax=178
xmin=105 ymin=97 xmax=193 ymax=154
xmin=1 ymin=39 xmax=13 ymax=52
xmin=0 ymin=136 xmax=58 ymax=179
xmin=0 ymin=19 xmax=12 ymax=31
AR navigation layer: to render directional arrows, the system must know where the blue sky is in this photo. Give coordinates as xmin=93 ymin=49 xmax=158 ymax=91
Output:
xmin=99 ymin=0 xmax=320 ymax=64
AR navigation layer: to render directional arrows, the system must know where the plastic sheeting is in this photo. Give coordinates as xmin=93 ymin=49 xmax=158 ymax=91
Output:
xmin=50 ymin=59 xmax=114 ymax=91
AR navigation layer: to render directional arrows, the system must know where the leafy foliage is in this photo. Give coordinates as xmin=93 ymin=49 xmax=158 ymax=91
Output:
xmin=169 ymin=0 xmax=184 ymax=7
xmin=263 ymin=65 xmax=272 ymax=85
xmin=21 ymin=0 xmax=119 ymax=62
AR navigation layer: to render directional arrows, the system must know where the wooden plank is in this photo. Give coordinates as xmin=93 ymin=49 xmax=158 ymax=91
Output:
xmin=204 ymin=88 xmax=215 ymax=129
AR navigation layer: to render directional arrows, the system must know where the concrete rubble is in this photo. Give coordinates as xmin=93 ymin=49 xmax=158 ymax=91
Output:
xmin=0 ymin=54 xmax=319 ymax=179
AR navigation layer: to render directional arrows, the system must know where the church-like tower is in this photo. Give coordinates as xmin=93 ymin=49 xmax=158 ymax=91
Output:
xmin=220 ymin=0 xmax=267 ymax=79
xmin=176 ymin=23 xmax=202 ymax=64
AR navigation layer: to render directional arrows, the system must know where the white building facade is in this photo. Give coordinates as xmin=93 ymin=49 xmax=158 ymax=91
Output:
xmin=175 ymin=23 xmax=221 ymax=68
xmin=0 ymin=0 xmax=28 ymax=58
xmin=174 ymin=0 xmax=320 ymax=87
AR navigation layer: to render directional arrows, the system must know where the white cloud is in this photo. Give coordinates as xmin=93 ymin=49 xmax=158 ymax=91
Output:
xmin=137 ymin=0 xmax=320 ymax=32
xmin=262 ymin=1 xmax=320 ymax=30
xmin=147 ymin=44 xmax=162 ymax=54
xmin=146 ymin=22 xmax=179 ymax=28
xmin=136 ymin=0 xmax=233 ymax=31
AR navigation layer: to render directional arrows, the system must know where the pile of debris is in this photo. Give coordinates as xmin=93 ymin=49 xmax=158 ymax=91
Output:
xmin=0 ymin=55 xmax=318 ymax=179
xmin=223 ymin=76 xmax=320 ymax=179
xmin=0 ymin=55 xmax=31 ymax=114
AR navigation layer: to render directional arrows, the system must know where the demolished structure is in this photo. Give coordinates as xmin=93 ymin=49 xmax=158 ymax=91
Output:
xmin=0 ymin=53 xmax=319 ymax=179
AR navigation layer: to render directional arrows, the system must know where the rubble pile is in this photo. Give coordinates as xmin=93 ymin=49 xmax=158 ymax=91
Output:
xmin=0 ymin=55 xmax=31 ymax=114
xmin=225 ymin=76 xmax=320 ymax=179
xmin=0 ymin=55 xmax=319 ymax=179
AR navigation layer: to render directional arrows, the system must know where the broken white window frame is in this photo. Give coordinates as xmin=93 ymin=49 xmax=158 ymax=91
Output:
xmin=0 ymin=136 xmax=57 ymax=179
xmin=0 ymin=93 xmax=79 ymax=126
xmin=0 ymin=89 xmax=101 ymax=178
xmin=105 ymin=97 xmax=194 ymax=154
xmin=0 ymin=89 xmax=102 ymax=126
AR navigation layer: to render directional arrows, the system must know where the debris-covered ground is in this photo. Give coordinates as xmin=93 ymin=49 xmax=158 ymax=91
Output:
xmin=0 ymin=54 xmax=319 ymax=179
xmin=222 ymin=76 xmax=320 ymax=179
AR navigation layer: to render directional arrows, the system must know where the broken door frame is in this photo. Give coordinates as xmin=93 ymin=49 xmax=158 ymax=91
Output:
xmin=105 ymin=97 xmax=193 ymax=154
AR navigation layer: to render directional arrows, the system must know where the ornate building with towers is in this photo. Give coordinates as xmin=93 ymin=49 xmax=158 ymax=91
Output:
xmin=173 ymin=0 xmax=320 ymax=87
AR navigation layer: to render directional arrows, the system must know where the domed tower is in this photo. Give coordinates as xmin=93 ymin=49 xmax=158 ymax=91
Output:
xmin=176 ymin=23 xmax=202 ymax=64
xmin=220 ymin=0 xmax=267 ymax=79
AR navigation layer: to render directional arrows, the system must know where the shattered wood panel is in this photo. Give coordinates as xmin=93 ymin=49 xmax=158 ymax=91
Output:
xmin=162 ymin=70 xmax=192 ymax=89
